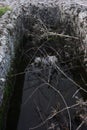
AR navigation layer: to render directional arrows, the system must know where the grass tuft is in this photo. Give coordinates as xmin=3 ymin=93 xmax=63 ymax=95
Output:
xmin=0 ymin=6 xmax=11 ymax=17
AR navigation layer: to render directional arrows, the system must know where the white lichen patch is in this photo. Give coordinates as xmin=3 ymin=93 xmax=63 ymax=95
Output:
xmin=0 ymin=46 xmax=5 ymax=62
xmin=79 ymin=12 xmax=87 ymax=22
xmin=6 ymin=23 xmax=14 ymax=30
xmin=0 ymin=78 xmax=5 ymax=82
xmin=47 ymin=56 xmax=58 ymax=65
xmin=34 ymin=56 xmax=58 ymax=66
xmin=0 ymin=35 xmax=7 ymax=45
xmin=34 ymin=57 xmax=41 ymax=64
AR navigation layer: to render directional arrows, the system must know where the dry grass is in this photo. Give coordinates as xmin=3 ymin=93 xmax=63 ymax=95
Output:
xmin=6 ymin=17 xmax=87 ymax=130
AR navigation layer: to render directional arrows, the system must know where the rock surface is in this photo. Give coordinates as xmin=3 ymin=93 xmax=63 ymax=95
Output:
xmin=0 ymin=0 xmax=87 ymax=106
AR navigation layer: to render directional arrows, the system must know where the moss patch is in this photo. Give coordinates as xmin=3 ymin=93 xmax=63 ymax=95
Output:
xmin=0 ymin=6 xmax=11 ymax=17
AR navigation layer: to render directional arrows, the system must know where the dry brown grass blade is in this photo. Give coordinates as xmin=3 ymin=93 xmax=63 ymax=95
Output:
xmin=41 ymin=31 xmax=79 ymax=40
xmin=55 ymin=64 xmax=87 ymax=93
xmin=29 ymin=102 xmax=80 ymax=130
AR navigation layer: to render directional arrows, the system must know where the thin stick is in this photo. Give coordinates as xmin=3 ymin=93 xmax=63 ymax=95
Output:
xmin=76 ymin=120 xmax=85 ymax=130
xmin=37 ymin=77 xmax=72 ymax=130
xmin=55 ymin=64 xmax=87 ymax=93
xmin=23 ymin=83 xmax=47 ymax=106
xmin=41 ymin=31 xmax=79 ymax=40
xmin=72 ymin=88 xmax=81 ymax=98
xmin=29 ymin=102 xmax=80 ymax=130
xmin=34 ymin=100 xmax=44 ymax=122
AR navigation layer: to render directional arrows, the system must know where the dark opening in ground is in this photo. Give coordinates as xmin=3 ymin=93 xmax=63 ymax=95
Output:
xmin=5 ymin=33 xmax=87 ymax=130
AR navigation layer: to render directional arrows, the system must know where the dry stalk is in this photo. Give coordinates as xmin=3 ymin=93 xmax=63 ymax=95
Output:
xmin=48 ymin=31 xmax=79 ymax=40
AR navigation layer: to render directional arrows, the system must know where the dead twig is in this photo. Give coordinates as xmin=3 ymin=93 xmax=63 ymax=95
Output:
xmin=76 ymin=120 xmax=85 ymax=130
xmin=41 ymin=31 xmax=79 ymax=40
xmin=55 ymin=64 xmax=87 ymax=93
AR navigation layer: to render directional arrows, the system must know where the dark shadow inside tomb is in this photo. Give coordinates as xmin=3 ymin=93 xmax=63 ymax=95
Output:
xmin=5 ymin=35 xmax=87 ymax=130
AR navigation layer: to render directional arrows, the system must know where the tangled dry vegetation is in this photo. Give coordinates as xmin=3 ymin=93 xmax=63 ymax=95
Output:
xmin=9 ymin=15 xmax=87 ymax=130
